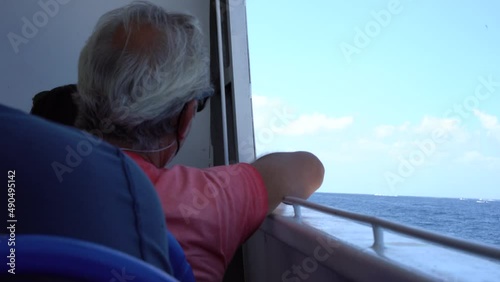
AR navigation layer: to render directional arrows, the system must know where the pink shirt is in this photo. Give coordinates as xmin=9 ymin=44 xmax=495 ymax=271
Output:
xmin=125 ymin=152 xmax=268 ymax=282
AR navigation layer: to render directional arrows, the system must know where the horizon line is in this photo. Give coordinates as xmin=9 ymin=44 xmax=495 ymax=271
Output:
xmin=313 ymin=192 xmax=500 ymax=201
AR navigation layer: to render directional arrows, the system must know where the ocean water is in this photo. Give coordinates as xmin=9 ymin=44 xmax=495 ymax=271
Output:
xmin=308 ymin=193 xmax=500 ymax=247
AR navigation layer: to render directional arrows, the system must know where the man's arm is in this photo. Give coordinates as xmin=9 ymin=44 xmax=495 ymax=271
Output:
xmin=251 ymin=151 xmax=325 ymax=214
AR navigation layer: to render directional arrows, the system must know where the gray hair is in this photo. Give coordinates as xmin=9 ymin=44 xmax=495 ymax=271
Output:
xmin=75 ymin=1 xmax=212 ymax=150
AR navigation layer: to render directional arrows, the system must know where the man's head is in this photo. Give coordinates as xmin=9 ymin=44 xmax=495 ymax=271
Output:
xmin=75 ymin=1 xmax=212 ymax=166
xmin=31 ymin=84 xmax=78 ymax=126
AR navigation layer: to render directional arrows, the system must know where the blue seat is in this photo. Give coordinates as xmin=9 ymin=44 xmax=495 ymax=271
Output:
xmin=167 ymin=233 xmax=196 ymax=282
xmin=0 ymin=235 xmax=179 ymax=281
xmin=0 ymin=104 xmax=194 ymax=281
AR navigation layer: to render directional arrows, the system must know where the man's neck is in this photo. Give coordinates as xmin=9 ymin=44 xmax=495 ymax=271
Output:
xmin=105 ymin=138 xmax=177 ymax=168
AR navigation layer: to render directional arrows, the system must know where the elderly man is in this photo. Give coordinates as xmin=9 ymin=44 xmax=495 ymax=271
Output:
xmin=41 ymin=2 xmax=324 ymax=281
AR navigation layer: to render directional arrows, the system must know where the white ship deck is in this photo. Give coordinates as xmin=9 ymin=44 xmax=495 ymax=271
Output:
xmin=244 ymin=198 xmax=500 ymax=282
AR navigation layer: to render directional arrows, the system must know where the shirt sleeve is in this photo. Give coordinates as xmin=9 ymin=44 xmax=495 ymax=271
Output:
xmin=187 ymin=163 xmax=268 ymax=250
xmin=144 ymin=161 xmax=269 ymax=281
xmin=214 ymin=163 xmax=268 ymax=244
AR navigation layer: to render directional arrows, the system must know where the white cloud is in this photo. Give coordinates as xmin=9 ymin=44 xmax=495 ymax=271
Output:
xmin=395 ymin=115 xmax=500 ymax=168
xmin=252 ymin=96 xmax=499 ymax=173
xmin=474 ymin=110 xmax=498 ymax=129
xmin=357 ymin=138 xmax=390 ymax=151
xmin=359 ymin=116 xmax=482 ymax=167
xmin=415 ymin=116 xmax=459 ymax=134
xmin=276 ymin=114 xmax=353 ymax=136
xmin=373 ymin=117 xmax=463 ymax=140
xmin=322 ymin=116 xmax=468 ymax=165
xmin=474 ymin=110 xmax=500 ymax=141
xmin=374 ymin=125 xmax=395 ymax=138
xmin=456 ymin=151 xmax=500 ymax=169
xmin=252 ymin=95 xmax=281 ymax=108
xmin=252 ymin=94 xmax=353 ymax=136
xmin=374 ymin=122 xmax=410 ymax=138
xmin=252 ymin=95 xmax=296 ymax=131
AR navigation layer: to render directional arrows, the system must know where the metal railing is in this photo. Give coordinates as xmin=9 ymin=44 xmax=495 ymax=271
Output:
xmin=283 ymin=196 xmax=500 ymax=261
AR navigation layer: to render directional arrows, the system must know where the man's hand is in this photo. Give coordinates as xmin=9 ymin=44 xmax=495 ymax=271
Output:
xmin=251 ymin=151 xmax=325 ymax=214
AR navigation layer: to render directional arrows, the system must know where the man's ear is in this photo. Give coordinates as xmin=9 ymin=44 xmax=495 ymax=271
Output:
xmin=177 ymin=100 xmax=197 ymax=141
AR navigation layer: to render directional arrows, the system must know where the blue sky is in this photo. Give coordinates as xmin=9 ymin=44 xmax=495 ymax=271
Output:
xmin=246 ymin=0 xmax=500 ymax=199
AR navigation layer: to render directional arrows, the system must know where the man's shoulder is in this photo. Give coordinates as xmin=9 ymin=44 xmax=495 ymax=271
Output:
xmin=166 ymin=163 xmax=265 ymax=194
xmin=193 ymin=162 xmax=262 ymax=182
xmin=122 ymin=153 xmax=265 ymax=192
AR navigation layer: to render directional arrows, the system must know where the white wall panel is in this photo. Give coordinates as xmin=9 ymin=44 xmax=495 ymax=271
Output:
xmin=0 ymin=0 xmax=211 ymax=168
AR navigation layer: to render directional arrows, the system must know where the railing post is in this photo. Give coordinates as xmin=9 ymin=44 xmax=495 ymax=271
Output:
xmin=293 ymin=204 xmax=302 ymax=218
xmin=372 ymin=224 xmax=384 ymax=251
